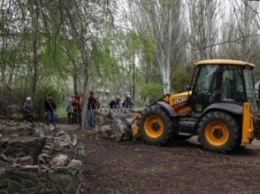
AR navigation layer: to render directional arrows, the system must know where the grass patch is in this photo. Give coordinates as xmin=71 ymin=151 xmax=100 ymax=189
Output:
xmin=56 ymin=106 xmax=67 ymax=117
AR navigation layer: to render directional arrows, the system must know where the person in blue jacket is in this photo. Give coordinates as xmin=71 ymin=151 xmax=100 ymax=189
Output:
xmin=122 ymin=95 xmax=134 ymax=108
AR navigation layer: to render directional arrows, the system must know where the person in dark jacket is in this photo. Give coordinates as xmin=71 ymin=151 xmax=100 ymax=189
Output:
xmin=122 ymin=95 xmax=134 ymax=108
xmin=109 ymin=96 xmax=121 ymax=109
xmin=109 ymin=100 xmax=117 ymax=109
xmin=23 ymin=97 xmax=35 ymax=127
xmin=44 ymin=94 xmax=57 ymax=127
xmin=87 ymin=91 xmax=98 ymax=127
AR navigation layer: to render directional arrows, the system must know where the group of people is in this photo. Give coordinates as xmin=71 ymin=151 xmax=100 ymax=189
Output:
xmin=66 ymin=91 xmax=100 ymax=127
xmin=109 ymin=95 xmax=134 ymax=109
xmin=22 ymin=91 xmax=134 ymax=128
xmin=23 ymin=94 xmax=57 ymax=127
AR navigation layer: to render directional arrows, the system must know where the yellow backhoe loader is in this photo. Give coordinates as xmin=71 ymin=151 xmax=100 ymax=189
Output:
xmin=108 ymin=59 xmax=260 ymax=153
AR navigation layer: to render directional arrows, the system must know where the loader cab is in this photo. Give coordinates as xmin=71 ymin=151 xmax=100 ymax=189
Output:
xmin=190 ymin=60 xmax=257 ymax=114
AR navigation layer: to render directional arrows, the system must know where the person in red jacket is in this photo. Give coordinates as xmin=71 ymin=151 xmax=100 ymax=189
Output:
xmin=72 ymin=92 xmax=83 ymax=125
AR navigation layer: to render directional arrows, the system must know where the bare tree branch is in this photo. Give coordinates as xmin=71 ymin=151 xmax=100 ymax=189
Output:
xmin=187 ymin=34 xmax=260 ymax=51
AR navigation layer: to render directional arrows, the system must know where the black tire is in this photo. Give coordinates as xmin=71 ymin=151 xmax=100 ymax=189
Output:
xmin=138 ymin=105 xmax=175 ymax=145
xmin=198 ymin=111 xmax=240 ymax=153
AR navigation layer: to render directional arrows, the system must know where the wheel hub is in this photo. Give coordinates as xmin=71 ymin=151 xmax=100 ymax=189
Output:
xmin=151 ymin=122 xmax=160 ymax=131
xmin=213 ymin=128 xmax=223 ymax=139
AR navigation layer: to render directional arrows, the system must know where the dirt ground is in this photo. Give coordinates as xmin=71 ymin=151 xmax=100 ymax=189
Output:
xmin=58 ymin=123 xmax=260 ymax=194
xmin=1 ymin=121 xmax=260 ymax=194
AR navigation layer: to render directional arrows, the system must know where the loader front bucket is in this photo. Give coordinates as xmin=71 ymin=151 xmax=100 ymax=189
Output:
xmin=108 ymin=112 xmax=136 ymax=141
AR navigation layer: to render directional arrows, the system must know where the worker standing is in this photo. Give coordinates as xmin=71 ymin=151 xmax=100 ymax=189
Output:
xmin=72 ymin=92 xmax=83 ymax=126
xmin=44 ymin=94 xmax=57 ymax=127
xmin=87 ymin=91 xmax=98 ymax=127
xmin=23 ymin=96 xmax=35 ymax=127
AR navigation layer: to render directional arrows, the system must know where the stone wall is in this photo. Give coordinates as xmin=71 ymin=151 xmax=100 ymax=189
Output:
xmin=0 ymin=126 xmax=84 ymax=194
xmin=0 ymin=160 xmax=82 ymax=194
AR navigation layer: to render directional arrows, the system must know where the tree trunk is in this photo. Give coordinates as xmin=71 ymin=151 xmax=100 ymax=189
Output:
xmin=32 ymin=0 xmax=40 ymax=97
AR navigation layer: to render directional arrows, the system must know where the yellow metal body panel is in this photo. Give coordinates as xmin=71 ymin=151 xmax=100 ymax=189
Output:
xmin=131 ymin=126 xmax=139 ymax=137
xmin=242 ymin=103 xmax=254 ymax=144
xmin=163 ymin=91 xmax=189 ymax=106
xmin=130 ymin=113 xmax=141 ymax=137
xmin=162 ymin=91 xmax=191 ymax=114
xmin=196 ymin=59 xmax=255 ymax=67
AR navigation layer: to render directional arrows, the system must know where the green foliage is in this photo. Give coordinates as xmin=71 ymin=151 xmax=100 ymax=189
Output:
xmin=89 ymin=40 xmax=122 ymax=89
xmin=171 ymin=65 xmax=192 ymax=93
xmin=125 ymin=32 xmax=142 ymax=57
xmin=42 ymin=37 xmax=71 ymax=74
xmin=139 ymin=82 xmax=164 ymax=99
xmin=139 ymin=33 xmax=155 ymax=69
xmin=162 ymin=0 xmax=178 ymax=5
xmin=56 ymin=105 xmax=67 ymax=117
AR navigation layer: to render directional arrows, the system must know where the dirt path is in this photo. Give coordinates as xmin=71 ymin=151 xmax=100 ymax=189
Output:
xmin=188 ymin=136 xmax=260 ymax=163
xmin=81 ymin=137 xmax=259 ymax=194
xmin=62 ymin=124 xmax=260 ymax=194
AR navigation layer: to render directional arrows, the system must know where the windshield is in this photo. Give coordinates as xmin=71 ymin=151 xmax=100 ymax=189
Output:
xmin=244 ymin=68 xmax=257 ymax=110
xmin=244 ymin=69 xmax=254 ymax=101
xmin=195 ymin=65 xmax=219 ymax=93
